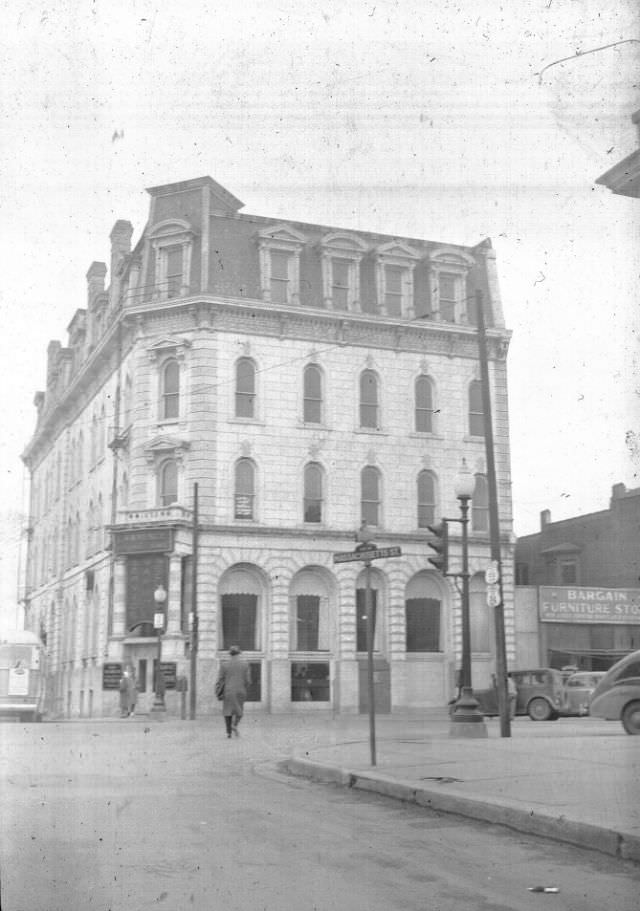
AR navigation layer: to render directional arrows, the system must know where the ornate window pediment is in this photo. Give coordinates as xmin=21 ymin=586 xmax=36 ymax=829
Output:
xmin=147 ymin=336 xmax=192 ymax=363
xmin=257 ymin=224 xmax=307 ymax=306
xmin=144 ymin=435 xmax=190 ymax=464
xmin=375 ymin=241 xmax=421 ymax=318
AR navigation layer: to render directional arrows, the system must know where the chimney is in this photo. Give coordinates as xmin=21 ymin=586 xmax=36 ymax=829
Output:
xmin=540 ymin=509 xmax=551 ymax=529
xmin=611 ymin=482 xmax=626 ymax=501
xmin=87 ymin=261 xmax=107 ymax=307
xmin=109 ymin=220 xmax=134 ymax=307
xmin=46 ymin=340 xmax=61 ymax=388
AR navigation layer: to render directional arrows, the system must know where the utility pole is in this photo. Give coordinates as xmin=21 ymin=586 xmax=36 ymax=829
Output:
xmin=189 ymin=483 xmax=199 ymax=720
xmin=475 ymin=289 xmax=511 ymax=738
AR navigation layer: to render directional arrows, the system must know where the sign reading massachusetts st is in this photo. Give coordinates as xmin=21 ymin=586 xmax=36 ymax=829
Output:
xmin=333 ymin=546 xmax=402 ymax=564
xmin=539 ymin=586 xmax=640 ymax=624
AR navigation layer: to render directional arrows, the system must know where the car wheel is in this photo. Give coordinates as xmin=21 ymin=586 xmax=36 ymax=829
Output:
xmin=621 ymin=701 xmax=640 ymax=735
xmin=528 ymin=697 xmax=552 ymax=721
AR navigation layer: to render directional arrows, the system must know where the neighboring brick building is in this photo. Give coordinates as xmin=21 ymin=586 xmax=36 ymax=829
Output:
xmin=515 ymin=484 xmax=640 ymax=670
xmin=22 ymin=176 xmax=515 ymax=718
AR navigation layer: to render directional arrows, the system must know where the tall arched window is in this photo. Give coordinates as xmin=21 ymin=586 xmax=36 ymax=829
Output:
xmin=219 ymin=565 xmax=262 ymax=651
xmin=235 ymin=358 xmax=256 ymax=418
xmin=87 ymin=500 xmax=95 ymax=555
xmin=361 ymin=466 xmax=381 ymax=526
xmin=77 ymin=430 xmax=84 ymax=477
xmin=159 ymin=460 xmax=178 ymax=507
xmin=468 ymin=380 xmax=484 ymax=437
xmin=303 ymin=364 xmax=322 ymax=423
xmin=472 ymin=474 xmax=489 ymax=532
xmin=234 ymin=458 xmax=256 ymax=519
xmin=303 ymin=463 xmax=323 ymax=523
xmin=123 ymin=374 xmax=133 ymax=427
xmin=99 ymin=405 xmax=106 ymax=455
xmin=359 ymin=370 xmax=379 ymax=428
xmin=415 ymin=376 xmax=434 ymax=433
xmin=74 ymin=512 xmax=81 ymax=565
xmin=405 ymin=572 xmax=442 ymax=652
xmin=161 ymin=359 xmax=180 ymax=420
xmin=470 ymin=573 xmax=491 ymax=652
xmin=417 ymin=470 xmax=436 ymax=528
xmin=90 ymin=413 xmax=98 ymax=465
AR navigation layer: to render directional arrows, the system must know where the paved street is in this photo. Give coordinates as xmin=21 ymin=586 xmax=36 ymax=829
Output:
xmin=0 ymin=714 xmax=638 ymax=910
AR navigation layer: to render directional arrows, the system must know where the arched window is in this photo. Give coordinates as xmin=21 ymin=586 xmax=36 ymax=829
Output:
xmin=303 ymin=364 xmax=322 ymax=423
xmin=97 ymin=494 xmax=104 ymax=549
xmin=90 ymin=413 xmax=98 ymax=465
xmin=355 ymin=569 xmax=384 ymax=652
xmin=87 ymin=500 xmax=95 ymax=555
xmin=361 ymin=466 xmax=381 ymax=526
xmin=290 ymin=570 xmax=332 ymax=652
xmin=468 ymin=380 xmax=484 ymax=437
xmin=235 ymin=358 xmax=256 ymax=418
xmin=77 ymin=430 xmax=84 ymax=477
xmin=74 ymin=512 xmax=81 ymax=565
xmin=161 ymin=359 xmax=180 ymax=420
xmin=417 ymin=470 xmax=436 ymax=528
xmin=359 ymin=370 xmax=379 ymax=428
xmin=303 ymin=463 xmax=323 ymax=523
xmin=234 ymin=459 xmax=256 ymax=519
xmin=470 ymin=573 xmax=491 ymax=652
xmin=472 ymin=474 xmax=489 ymax=532
xmin=99 ymin=405 xmax=106 ymax=455
xmin=415 ymin=376 xmax=434 ymax=433
xmin=405 ymin=572 xmax=442 ymax=652
xmin=219 ymin=565 xmax=262 ymax=651
xmin=123 ymin=374 xmax=133 ymax=427
xmin=159 ymin=460 xmax=178 ymax=507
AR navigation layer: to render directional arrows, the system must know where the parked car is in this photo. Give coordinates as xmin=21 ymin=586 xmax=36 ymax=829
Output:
xmin=589 ymin=650 xmax=640 ymax=734
xmin=563 ymin=671 xmax=606 ymax=716
xmin=473 ymin=668 xmax=567 ymax=721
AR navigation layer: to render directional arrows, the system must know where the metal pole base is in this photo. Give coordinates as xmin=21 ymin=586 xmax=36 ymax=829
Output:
xmin=449 ymin=687 xmax=488 ymax=738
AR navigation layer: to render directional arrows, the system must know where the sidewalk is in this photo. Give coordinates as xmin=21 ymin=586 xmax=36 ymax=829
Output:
xmin=282 ymin=712 xmax=640 ymax=863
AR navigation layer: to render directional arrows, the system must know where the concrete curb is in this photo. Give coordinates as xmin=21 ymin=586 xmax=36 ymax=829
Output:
xmin=282 ymin=758 xmax=640 ymax=864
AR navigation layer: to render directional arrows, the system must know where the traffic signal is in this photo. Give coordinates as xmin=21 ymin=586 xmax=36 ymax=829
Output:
xmin=427 ymin=521 xmax=449 ymax=574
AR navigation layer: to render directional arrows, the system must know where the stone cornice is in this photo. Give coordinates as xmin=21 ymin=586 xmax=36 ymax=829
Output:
xmin=127 ymin=292 xmax=511 ymax=357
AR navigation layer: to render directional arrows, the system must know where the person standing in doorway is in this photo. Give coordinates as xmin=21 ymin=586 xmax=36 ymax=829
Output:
xmin=119 ymin=668 xmax=130 ymax=718
xmin=126 ymin=667 xmax=137 ymax=717
xmin=215 ymin=646 xmax=251 ymax=738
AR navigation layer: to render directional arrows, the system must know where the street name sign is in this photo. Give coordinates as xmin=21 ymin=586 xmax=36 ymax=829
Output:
xmin=333 ymin=545 xmax=402 ymax=564
xmin=486 ymin=584 xmax=500 ymax=608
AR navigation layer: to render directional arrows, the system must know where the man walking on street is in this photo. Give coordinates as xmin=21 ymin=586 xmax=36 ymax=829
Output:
xmin=215 ymin=646 xmax=251 ymax=738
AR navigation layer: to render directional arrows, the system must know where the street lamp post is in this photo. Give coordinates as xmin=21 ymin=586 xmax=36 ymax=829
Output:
xmin=450 ymin=465 xmax=487 ymax=737
xmin=151 ymin=584 xmax=167 ymax=713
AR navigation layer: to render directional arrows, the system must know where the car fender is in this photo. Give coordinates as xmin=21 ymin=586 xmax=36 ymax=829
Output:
xmin=590 ymin=684 xmax=639 ymax=721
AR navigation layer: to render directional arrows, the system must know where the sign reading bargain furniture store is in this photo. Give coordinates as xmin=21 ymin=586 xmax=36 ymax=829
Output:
xmin=540 ymin=586 xmax=640 ymax=624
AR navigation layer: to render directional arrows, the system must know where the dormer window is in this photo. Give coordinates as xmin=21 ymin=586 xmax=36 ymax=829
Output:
xmin=374 ymin=241 xmax=420 ymax=318
xmin=270 ymin=250 xmax=291 ymax=304
xmin=165 ymin=245 xmax=183 ymax=299
xmin=148 ymin=219 xmax=194 ymax=302
xmin=258 ymin=224 xmax=306 ymax=306
xmin=427 ymin=249 xmax=475 ymax=323
xmin=319 ymin=232 xmax=367 ymax=311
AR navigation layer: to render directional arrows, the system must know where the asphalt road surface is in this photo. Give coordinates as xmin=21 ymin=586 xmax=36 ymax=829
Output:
xmin=1 ymin=716 xmax=638 ymax=910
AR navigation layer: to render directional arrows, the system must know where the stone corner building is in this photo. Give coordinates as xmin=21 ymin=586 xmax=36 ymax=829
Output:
xmin=22 ymin=176 xmax=515 ymax=718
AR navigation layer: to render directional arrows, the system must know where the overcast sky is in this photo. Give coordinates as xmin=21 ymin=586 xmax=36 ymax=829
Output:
xmin=1 ymin=0 xmax=639 ymax=606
